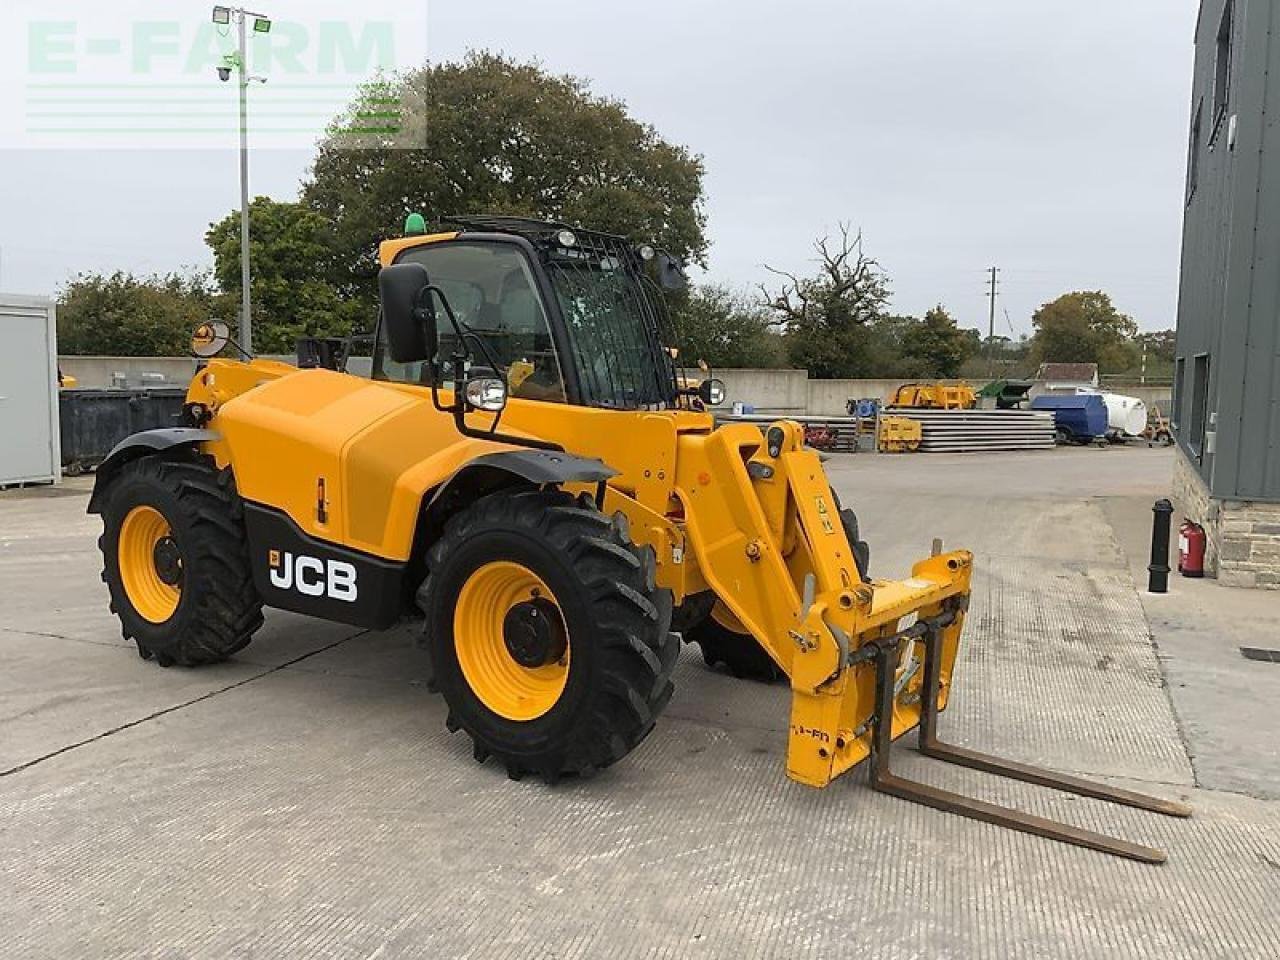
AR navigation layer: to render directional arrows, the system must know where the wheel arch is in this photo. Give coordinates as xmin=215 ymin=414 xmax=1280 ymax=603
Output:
xmin=406 ymin=450 xmax=619 ymax=589
xmin=87 ymin=429 xmax=220 ymax=515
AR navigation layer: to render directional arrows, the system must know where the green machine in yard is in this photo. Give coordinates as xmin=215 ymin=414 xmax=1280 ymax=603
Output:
xmin=977 ymin=379 xmax=1034 ymax=410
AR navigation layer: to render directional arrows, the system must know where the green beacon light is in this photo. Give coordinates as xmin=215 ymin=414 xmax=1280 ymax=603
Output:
xmin=405 ymin=213 xmax=427 ymax=236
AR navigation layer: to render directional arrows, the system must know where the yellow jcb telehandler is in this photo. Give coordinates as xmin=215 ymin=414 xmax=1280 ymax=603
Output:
xmin=89 ymin=216 xmax=1188 ymax=861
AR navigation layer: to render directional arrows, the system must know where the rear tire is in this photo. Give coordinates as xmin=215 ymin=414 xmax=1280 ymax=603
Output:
xmin=836 ymin=505 xmax=871 ymax=583
xmin=99 ymin=456 xmax=263 ymax=667
xmin=687 ymin=605 xmax=785 ymax=682
xmin=418 ymin=489 xmax=678 ymax=782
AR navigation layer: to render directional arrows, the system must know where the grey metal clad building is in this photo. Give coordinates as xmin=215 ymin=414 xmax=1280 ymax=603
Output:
xmin=1173 ymin=0 xmax=1280 ymax=588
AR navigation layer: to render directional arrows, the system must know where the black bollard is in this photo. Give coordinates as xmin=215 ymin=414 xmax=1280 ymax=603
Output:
xmin=1148 ymin=499 xmax=1174 ymax=593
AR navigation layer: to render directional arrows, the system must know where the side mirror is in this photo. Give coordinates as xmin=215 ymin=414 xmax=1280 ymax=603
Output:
xmin=657 ymin=252 xmax=689 ymax=292
xmin=191 ymin=321 xmax=230 ymax=358
xmin=378 ymin=263 xmax=438 ymax=363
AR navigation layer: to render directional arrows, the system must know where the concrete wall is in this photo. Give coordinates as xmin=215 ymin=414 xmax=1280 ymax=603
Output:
xmin=806 ymin=380 xmax=919 ymax=416
xmin=715 ymin=369 xmax=1171 ymax=417
xmin=59 ymin=355 xmax=374 ymax=388
xmin=715 ymin=368 xmax=809 ymax=413
xmin=60 ymin=356 xmax=198 ymax=388
xmin=59 ymin=358 xmax=1173 ymax=417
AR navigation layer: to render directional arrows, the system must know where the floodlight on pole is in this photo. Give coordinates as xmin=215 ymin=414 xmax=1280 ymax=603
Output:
xmin=210 ymin=5 xmax=271 ymax=356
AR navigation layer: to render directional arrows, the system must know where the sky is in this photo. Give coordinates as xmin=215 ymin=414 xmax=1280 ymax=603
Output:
xmin=0 ymin=0 xmax=1199 ymax=339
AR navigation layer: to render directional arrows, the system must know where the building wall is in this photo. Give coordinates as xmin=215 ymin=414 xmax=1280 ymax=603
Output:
xmin=1175 ymin=446 xmax=1280 ymax=589
xmin=1175 ymin=0 xmax=1280 ymax=502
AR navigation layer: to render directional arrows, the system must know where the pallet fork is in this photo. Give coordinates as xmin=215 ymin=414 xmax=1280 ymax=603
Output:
xmin=861 ymin=616 xmax=1192 ymax=864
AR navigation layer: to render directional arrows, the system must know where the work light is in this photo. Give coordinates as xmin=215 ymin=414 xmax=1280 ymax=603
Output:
xmin=212 ymin=6 xmax=231 ymax=24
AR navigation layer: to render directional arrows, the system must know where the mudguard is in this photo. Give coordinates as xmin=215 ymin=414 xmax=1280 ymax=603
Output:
xmin=87 ymin=428 xmax=219 ymax=514
xmin=429 ymin=449 xmax=617 ymax=507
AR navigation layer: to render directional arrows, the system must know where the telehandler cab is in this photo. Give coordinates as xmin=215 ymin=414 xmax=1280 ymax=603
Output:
xmin=90 ymin=216 xmax=1188 ymax=861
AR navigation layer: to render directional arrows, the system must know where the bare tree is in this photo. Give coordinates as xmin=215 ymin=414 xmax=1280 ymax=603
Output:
xmin=759 ymin=223 xmax=885 ymax=328
xmin=758 ymin=224 xmax=891 ymax=378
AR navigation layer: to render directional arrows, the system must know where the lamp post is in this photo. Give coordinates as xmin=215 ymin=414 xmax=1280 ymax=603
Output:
xmin=213 ymin=6 xmax=271 ymax=356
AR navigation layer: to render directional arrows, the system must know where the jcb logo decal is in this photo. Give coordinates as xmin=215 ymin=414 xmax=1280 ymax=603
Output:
xmin=268 ymin=550 xmax=358 ymax=603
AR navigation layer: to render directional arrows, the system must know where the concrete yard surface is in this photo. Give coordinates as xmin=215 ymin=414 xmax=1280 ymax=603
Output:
xmin=2 ymin=446 xmax=1279 ymax=958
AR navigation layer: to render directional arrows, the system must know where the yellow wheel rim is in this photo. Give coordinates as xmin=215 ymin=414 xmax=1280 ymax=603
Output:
xmin=118 ymin=505 xmax=182 ymax=623
xmin=454 ymin=561 xmax=570 ymax=721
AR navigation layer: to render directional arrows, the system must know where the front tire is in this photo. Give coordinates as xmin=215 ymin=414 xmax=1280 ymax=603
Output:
xmin=418 ymin=489 xmax=678 ymax=782
xmin=99 ymin=456 xmax=263 ymax=667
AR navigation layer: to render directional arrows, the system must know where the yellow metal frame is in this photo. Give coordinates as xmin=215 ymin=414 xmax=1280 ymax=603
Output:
xmin=878 ymin=415 xmax=922 ymax=453
xmin=889 ymin=382 xmax=976 ymax=410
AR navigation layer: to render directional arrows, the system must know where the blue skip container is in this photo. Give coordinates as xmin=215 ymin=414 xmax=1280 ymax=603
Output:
xmin=1030 ymin=394 xmax=1109 ymax=442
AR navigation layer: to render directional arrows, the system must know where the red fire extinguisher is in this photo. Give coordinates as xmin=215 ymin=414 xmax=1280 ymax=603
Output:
xmin=1179 ymin=520 xmax=1206 ymax=578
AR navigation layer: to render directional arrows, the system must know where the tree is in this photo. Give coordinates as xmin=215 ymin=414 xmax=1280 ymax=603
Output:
xmin=1136 ymin=329 xmax=1176 ymax=363
xmin=57 ymin=272 xmax=219 ymax=356
xmin=302 ymin=52 xmax=708 ymax=303
xmin=205 ymin=198 xmax=367 ymax=354
xmin=1029 ymin=291 xmax=1140 ymax=373
xmin=900 ymin=305 xmax=979 ymax=378
xmin=668 ymin=285 xmax=786 ymax=369
xmin=761 ymin=225 xmax=891 ymax=378
xmin=859 ymin=314 xmax=922 ymax=377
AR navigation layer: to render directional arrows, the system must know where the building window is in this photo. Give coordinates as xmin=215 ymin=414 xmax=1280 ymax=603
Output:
xmin=1173 ymin=356 xmax=1185 ymax=429
xmin=1187 ymin=99 xmax=1203 ymax=204
xmin=1189 ymin=353 xmax=1211 ymax=456
xmin=1211 ymin=0 xmax=1234 ymax=144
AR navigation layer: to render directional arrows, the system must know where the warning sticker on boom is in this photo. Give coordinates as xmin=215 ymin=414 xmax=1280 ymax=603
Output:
xmin=814 ymin=496 xmax=836 ymax=535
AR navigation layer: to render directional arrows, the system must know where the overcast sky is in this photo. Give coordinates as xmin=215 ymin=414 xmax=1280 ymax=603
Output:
xmin=0 ymin=0 xmax=1198 ymax=338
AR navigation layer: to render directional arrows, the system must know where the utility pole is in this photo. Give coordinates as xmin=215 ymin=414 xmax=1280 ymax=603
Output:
xmin=237 ymin=10 xmax=252 ymax=356
xmin=213 ymin=6 xmax=272 ymax=356
xmin=986 ymin=266 xmax=1000 ymax=376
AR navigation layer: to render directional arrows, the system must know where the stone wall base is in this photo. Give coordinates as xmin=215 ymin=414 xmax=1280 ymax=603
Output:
xmin=1172 ymin=447 xmax=1280 ymax=589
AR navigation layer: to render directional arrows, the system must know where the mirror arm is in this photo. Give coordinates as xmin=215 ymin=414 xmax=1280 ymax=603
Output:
xmin=428 ymin=359 xmax=454 ymax=415
xmin=420 ymin=283 xmax=562 ymax=453
xmin=427 ymin=285 xmax=507 ymax=381
xmin=225 ymin=337 xmax=255 ymax=362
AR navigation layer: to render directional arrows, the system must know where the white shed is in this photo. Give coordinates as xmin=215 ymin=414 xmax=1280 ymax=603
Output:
xmin=0 ymin=295 xmax=61 ymax=486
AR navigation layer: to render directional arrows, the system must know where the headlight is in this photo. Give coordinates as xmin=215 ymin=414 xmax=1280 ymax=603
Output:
xmin=464 ymin=376 xmax=508 ymax=412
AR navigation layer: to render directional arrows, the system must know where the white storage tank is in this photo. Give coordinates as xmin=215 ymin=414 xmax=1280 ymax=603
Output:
xmin=0 ymin=295 xmax=61 ymax=486
xmin=1075 ymin=388 xmax=1148 ymax=437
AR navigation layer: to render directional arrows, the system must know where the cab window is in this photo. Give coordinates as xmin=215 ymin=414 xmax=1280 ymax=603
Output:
xmin=373 ymin=241 xmax=567 ymax=403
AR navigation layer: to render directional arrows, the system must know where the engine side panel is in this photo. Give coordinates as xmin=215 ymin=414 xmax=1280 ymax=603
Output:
xmin=203 ymin=367 xmax=512 ymax=561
